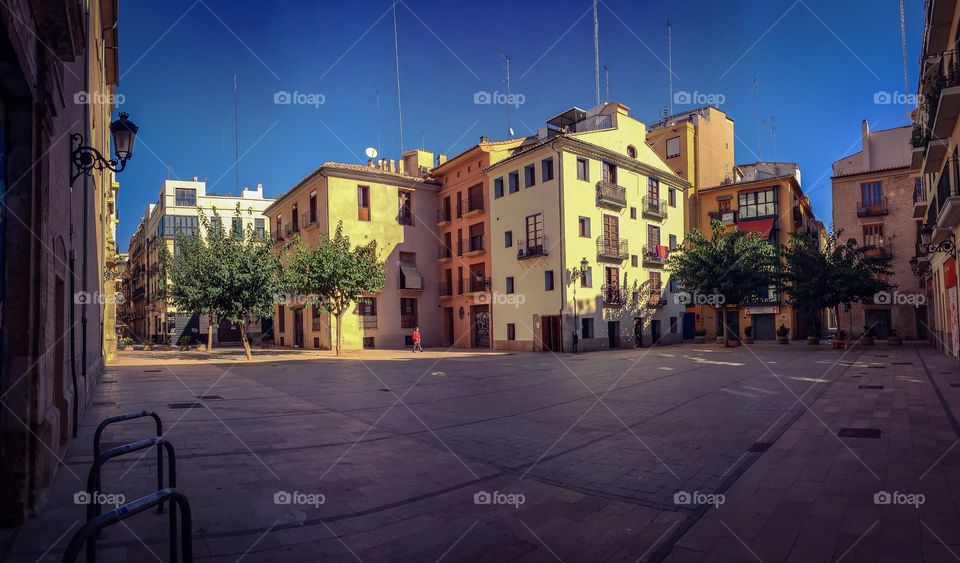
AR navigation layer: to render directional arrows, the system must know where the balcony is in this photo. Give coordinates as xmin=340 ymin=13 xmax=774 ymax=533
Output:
xmin=517 ymin=237 xmax=548 ymax=260
xmin=865 ymin=242 xmax=893 ymax=261
xmin=647 ymin=287 xmax=665 ymax=308
xmin=437 ymin=207 xmax=451 ymax=225
xmin=438 ymin=281 xmax=454 ymax=297
xmin=935 ymin=155 xmax=960 ymax=229
xmin=596 ymin=180 xmax=627 ymax=208
xmin=301 ymin=211 xmax=319 ymax=230
xmin=925 ymin=49 xmax=960 ymax=141
xmin=438 ymin=245 xmax=453 ymax=262
xmin=708 ymin=210 xmax=738 ymax=225
xmin=857 ymin=198 xmax=889 ymax=217
xmin=642 ymin=197 xmax=668 ymax=221
xmin=914 ymin=179 xmax=929 ymax=219
xmin=284 ymin=223 xmax=296 ymax=237
xmin=461 ymin=276 xmax=490 ymax=294
xmin=462 ymin=235 xmax=484 ymax=256
xmin=601 ymin=284 xmax=623 ymax=307
xmin=462 ymin=193 xmax=484 ymax=217
xmin=397 ymin=209 xmax=414 ymax=226
xmin=596 ymin=236 xmax=629 ymax=261
xmin=642 ymin=244 xmax=669 ymax=266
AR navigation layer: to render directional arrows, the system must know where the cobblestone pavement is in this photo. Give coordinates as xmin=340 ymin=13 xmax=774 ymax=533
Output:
xmin=5 ymin=342 xmax=960 ymax=561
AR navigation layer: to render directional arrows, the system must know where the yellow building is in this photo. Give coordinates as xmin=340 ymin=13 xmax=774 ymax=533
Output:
xmin=487 ymin=102 xmax=690 ymax=352
xmin=265 ymin=151 xmax=440 ymax=350
xmin=696 ymin=163 xmax=822 ymax=341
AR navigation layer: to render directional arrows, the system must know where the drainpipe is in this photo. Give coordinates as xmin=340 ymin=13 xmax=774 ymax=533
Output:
xmin=80 ymin=1 xmax=91 ymax=397
xmin=551 ymin=139 xmax=565 ymax=352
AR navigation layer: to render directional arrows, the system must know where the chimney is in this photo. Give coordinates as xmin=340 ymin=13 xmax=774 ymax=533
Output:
xmin=368 ymin=158 xmax=374 ymax=167
xmin=389 ymin=159 xmax=396 ymax=173
xmin=398 ymin=159 xmax=406 ymax=175
xmin=479 ymin=135 xmax=489 ymax=143
xmin=437 ymin=154 xmax=447 ymax=166
xmin=193 ymin=176 xmax=199 ymax=181
xmin=861 ymin=120 xmax=871 ymax=170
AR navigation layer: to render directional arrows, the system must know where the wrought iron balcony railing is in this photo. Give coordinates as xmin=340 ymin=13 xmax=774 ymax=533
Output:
xmin=596 ymin=236 xmax=628 ymax=260
xmin=596 ymin=180 xmax=627 ymax=207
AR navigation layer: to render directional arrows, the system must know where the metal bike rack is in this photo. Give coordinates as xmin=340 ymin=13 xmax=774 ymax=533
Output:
xmin=62 ymin=488 xmax=193 ymax=563
xmin=85 ymin=437 xmax=177 ymax=563
xmin=93 ymin=410 xmax=165 ymax=513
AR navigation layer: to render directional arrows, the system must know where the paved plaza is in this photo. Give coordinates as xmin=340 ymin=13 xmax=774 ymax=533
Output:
xmin=6 ymin=342 xmax=960 ymax=562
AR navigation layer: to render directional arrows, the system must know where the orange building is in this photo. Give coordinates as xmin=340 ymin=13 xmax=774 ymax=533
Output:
xmin=430 ymin=136 xmax=525 ymax=348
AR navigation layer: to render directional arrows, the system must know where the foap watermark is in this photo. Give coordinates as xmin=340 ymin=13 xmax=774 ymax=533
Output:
xmin=75 ymin=291 xmax=124 ymax=305
xmin=74 ymin=490 xmax=125 ymax=507
xmin=74 ymin=90 xmax=125 ymax=106
xmin=674 ymin=291 xmax=725 ymax=306
xmin=473 ymin=490 xmax=525 ymax=508
xmin=673 ymin=90 xmax=725 ymax=106
xmin=477 ymin=290 xmax=525 ymax=308
xmin=874 ymin=490 xmax=925 ymax=508
xmin=673 ymin=490 xmax=725 ymax=509
xmin=273 ymin=490 xmax=325 ymax=508
xmin=274 ymin=90 xmax=326 ymax=108
xmin=473 ymin=90 xmax=525 ymax=108
xmin=874 ymin=291 xmax=926 ymax=307
xmin=873 ymin=91 xmax=923 ymax=106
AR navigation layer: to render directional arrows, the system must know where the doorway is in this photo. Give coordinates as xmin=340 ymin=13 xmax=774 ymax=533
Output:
xmin=865 ymin=309 xmax=892 ymax=339
xmin=607 ymin=321 xmax=620 ymax=348
xmin=444 ymin=307 xmax=454 ymax=346
xmin=541 ymin=316 xmax=561 ymax=351
xmin=473 ymin=305 xmax=490 ymax=347
xmin=650 ymin=319 xmax=661 ymax=344
xmin=715 ymin=310 xmax=740 ymax=340
xmin=753 ymin=314 xmax=775 ymax=340
xmin=293 ymin=308 xmax=305 ymax=348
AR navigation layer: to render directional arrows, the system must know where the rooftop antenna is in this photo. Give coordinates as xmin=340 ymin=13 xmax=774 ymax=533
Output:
xmin=752 ymin=77 xmax=763 ymax=160
xmin=762 ymin=115 xmax=778 ymax=161
xmin=233 ymin=73 xmax=240 ymax=196
xmin=420 ymin=130 xmax=425 ymax=149
xmin=501 ymin=53 xmax=513 ymax=136
xmin=604 ymin=65 xmax=610 ymax=103
xmin=667 ymin=20 xmax=673 ymax=115
xmin=375 ymin=89 xmax=382 ymax=159
xmin=593 ymin=0 xmax=600 ymax=106
xmin=899 ymin=0 xmax=910 ymax=117
xmin=392 ymin=0 xmax=404 ymax=153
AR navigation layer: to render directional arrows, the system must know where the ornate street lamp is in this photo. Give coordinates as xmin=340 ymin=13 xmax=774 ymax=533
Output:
xmin=70 ymin=112 xmax=139 ymax=186
xmin=571 ymin=257 xmax=589 ymax=353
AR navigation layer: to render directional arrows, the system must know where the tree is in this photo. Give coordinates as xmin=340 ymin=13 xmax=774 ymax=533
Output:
xmin=208 ymin=205 xmax=284 ymax=360
xmin=284 ymin=221 xmax=385 ymax=355
xmin=666 ymin=221 xmax=779 ymax=345
xmin=158 ymin=210 xmax=224 ymax=350
xmin=780 ymin=228 xmax=893 ymax=337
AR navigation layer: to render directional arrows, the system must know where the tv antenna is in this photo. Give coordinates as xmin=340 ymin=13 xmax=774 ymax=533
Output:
xmin=604 ymin=65 xmax=610 ymax=103
xmin=501 ymin=53 xmax=513 ymax=136
xmin=752 ymin=77 xmax=762 ymax=160
xmin=593 ymin=0 xmax=600 ymax=105
xmin=375 ymin=89 xmax=382 ymax=159
xmin=667 ymin=20 xmax=673 ymax=115
xmin=392 ymin=1 xmax=404 ymax=153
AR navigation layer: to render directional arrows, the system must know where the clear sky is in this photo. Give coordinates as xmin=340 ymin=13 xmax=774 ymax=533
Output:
xmin=115 ymin=0 xmax=924 ymax=251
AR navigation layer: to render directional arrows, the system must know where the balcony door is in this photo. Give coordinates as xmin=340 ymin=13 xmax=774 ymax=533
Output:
xmin=603 ymin=215 xmax=619 ymax=254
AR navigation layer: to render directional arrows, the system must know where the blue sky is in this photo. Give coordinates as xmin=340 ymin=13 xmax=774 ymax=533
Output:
xmin=115 ymin=0 xmax=924 ymax=250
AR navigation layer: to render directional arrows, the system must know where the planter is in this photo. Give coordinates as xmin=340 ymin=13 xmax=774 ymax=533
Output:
xmin=159 ymin=344 xmax=173 ymax=351
xmin=888 ymin=337 xmax=903 ymax=346
xmin=860 ymin=336 xmax=874 ymax=346
xmin=776 ymin=337 xmax=789 ymax=344
xmin=726 ymin=340 xmax=741 ymax=347
xmin=807 ymin=337 xmax=819 ymax=345
xmin=693 ymin=336 xmax=705 ymax=344
xmin=196 ymin=344 xmax=207 ymax=352
xmin=144 ymin=346 xmax=153 ymax=351
xmin=715 ymin=336 xmax=725 ymax=344
xmin=743 ymin=337 xmax=754 ymax=345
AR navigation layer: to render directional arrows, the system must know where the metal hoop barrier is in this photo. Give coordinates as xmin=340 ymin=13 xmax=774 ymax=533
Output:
xmin=93 ymin=411 xmax=165 ymax=514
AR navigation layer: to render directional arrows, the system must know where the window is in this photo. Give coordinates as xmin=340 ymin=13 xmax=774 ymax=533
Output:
xmin=232 ymin=217 xmax=243 ymax=238
xmin=630 ymin=207 xmax=637 ymax=220
xmin=507 ymin=323 xmax=516 ymax=340
xmin=494 ymin=177 xmax=504 ymax=198
xmin=506 ymin=276 xmax=515 ymax=294
xmin=627 ymin=145 xmax=637 ymax=158
xmin=312 ymin=303 xmax=322 ymax=331
xmin=541 ymin=158 xmax=554 ymax=181
xmin=254 ymin=218 xmax=265 ymax=239
xmin=648 ymin=224 xmax=661 ymax=250
xmin=649 ymin=271 xmax=662 ymax=293
xmin=362 ymin=337 xmax=376 ymax=349
xmin=602 ymin=161 xmax=617 ymax=184
xmin=157 ymin=215 xmax=200 ymax=238
xmin=524 ymin=164 xmax=536 ymax=188
xmin=274 ymin=215 xmax=281 ymax=239
xmin=509 ymin=171 xmax=520 ymax=193
xmin=175 ymin=188 xmax=197 ymax=206
xmin=581 ymin=266 xmax=592 ymax=288
xmin=278 ymin=305 xmax=285 ymax=332
xmin=669 ymin=234 xmax=678 ymax=250
xmin=668 ymin=188 xmax=677 ymax=207
xmin=863 ymin=224 xmax=883 ymax=246
xmin=666 ymin=137 xmax=681 ymax=159
xmin=526 ymin=213 xmax=544 ymax=248
xmin=504 ymin=230 xmax=513 ymax=247
xmin=860 ymin=182 xmax=883 ymax=206
xmin=576 ymin=158 xmax=589 ymax=181
xmin=631 ymin=255 xmax=638 ymax=267
xmin=545 ymin=270 xmax=555 ymax=291
xmin=456 ymin=192 xmax=463 ymax=218
xmin=309 ymin=191 xmax=318 ymax=223
xmin=648 ymin=178 xmax=660 ymax=200
xmin=578 ymin=217 xmax=591 ymax=237
xmin=400 ymin=298 xmax=418 ymax=328
xmin=291 ymin=204 xmax=299 ymax=232
xmin=358 ymin=185 xmax=371 ymax=221
xmin=356 ymin=297 xmax=377 ymax=316
xmin=581 ymin=318 xmax=594 ymax=339
xmin=398 ymin=191 xmax=413 ymax=225
xmin=738 ymin=188 xmax=777 ymax=218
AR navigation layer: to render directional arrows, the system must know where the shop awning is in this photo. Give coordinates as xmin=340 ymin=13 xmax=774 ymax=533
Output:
xmin=738 ymin=218 xmax=776 ymax=240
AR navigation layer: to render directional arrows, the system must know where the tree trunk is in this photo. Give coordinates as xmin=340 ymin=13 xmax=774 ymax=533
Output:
xmin=207 ymin=312 xmax=215 ymax=351
xmin=240 ymin=321 xmax=253 ymax=361
xmin=335 ymin=312 xmax=343 ymax=356
xmin=720 ymin=305 xmax=729 ymax=347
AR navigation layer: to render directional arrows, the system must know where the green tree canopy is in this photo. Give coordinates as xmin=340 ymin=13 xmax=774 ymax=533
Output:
xmin=284 ymin=221 xmax=385 ymax=355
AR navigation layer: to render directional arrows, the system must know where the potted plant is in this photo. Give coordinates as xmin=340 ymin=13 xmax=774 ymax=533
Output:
xmin=159 ymin=336 xmax=173 ymax=351
xmin=888 ymin=328 xmax=903 ymax=346
xmin=259 ymin=336 xmax=274 ymax=349
xmin=861 ymin=325 xmax=875 ymax=346
xmin=776 ymin=324 xmax=790 ymax=344
xmin=178 ymin=336 xmax=192 ymax=351
xmin=807 ymin=326 xmax=820 ymax=345
xmin=693 ymin=329 xmax=706 ymax=344
xmin=743 ymin=325 xmax=754 ymax=345
xmin=143 ymin=337 xmax=155 ymax=351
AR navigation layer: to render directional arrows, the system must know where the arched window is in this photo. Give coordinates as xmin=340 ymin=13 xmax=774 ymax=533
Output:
xmin=627 ymin=145 xmax=637 ymax=158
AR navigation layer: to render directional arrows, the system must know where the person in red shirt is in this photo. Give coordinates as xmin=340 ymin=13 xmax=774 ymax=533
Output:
xmin=412 ymin=326 xmax=423 ymax=353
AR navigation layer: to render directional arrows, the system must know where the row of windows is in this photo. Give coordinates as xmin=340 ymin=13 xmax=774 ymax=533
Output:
xmin=157 ymin=215 xmax=265 ymax=238
xmin=501 ymin=270 xmax=677 ymax=293
xmin=504 ymin=315 xmax=681 ymax=341
xmin=493 ymin=157 xmax=555 ymax=198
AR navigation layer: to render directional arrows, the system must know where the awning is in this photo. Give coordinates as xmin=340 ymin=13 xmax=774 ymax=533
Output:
xmin=399 ymin=263 xmax=422 ymax=290
xmin=738 ymin=218 xmax=776 ymax=240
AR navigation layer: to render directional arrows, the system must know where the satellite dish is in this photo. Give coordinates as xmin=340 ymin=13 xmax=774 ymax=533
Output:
xmin=508 ymin=127 xmax=515 ymax=136
xmin=365 ymin=147 xmax=378 ymax=159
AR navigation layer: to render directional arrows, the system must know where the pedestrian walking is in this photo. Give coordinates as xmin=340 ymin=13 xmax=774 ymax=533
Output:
xmin=412 ymin=326 xmax=423 ymax=352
